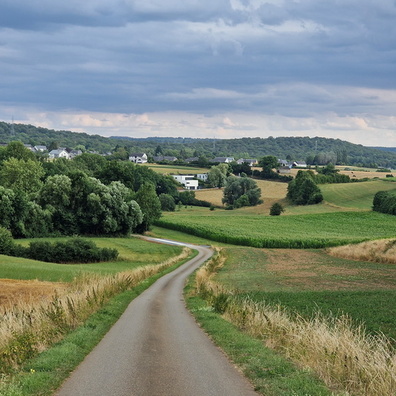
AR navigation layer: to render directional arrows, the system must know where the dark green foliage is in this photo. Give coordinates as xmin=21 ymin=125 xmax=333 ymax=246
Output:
xmin=134 ymin=183 xmax=162 ymax=232
xmin=287 ymin=170 xmax=323 ymax=205
xmin=21 ymin=238 xmax=119 ymax=263
xmin=159 ymin=193 xmax=176 ymax=211
xmin=0 ymin=227 xmax=15 ymax=255
xmin=373 ymin=191 xmax=396 ymax=215
xmin=222 ymin=175 xmax=262 ymax=208
xmin=178 ymin=191 xmax=211 ymax=207
xmin=314 ymin=163 xmax=351 ymax=184
xmin=270 ymin=203 xmax=284 ymax=216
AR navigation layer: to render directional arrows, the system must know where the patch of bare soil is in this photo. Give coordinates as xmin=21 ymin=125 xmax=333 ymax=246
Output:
xmin=263 ymin=249 xmax=396 ymax=291
xmin=0 ymin=279 xmax=67 ymax=309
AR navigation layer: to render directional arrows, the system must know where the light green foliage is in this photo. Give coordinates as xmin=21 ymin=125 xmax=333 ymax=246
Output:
xmin=208 ymin=163 xmax=229 ymax=188
xmin=0 ymin=141 xmax=36 ymax=161
xmin=0 ymin=158 xmax=44 ymax=194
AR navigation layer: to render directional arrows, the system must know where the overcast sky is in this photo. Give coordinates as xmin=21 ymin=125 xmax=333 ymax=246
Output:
xmin=1 ymin=0 xmax=396 ymax=146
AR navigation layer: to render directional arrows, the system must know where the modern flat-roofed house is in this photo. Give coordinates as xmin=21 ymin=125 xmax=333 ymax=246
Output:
xmin=48 ymin=149 xmax=70 ymax=159
xmin=129 ymin=153 xmax=148 ymax=163
xmin=171 ymin=174 xmax=199 ymax=190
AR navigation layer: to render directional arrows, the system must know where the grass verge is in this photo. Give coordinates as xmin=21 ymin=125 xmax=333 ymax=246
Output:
xmin=0 ymin=251 xmax=197 ymax=396
xmin=185 ymin=277 xmax=338 ymax=396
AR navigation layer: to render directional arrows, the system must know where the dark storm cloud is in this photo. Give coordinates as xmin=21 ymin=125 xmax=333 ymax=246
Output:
xmin=1 ymin=0 xmax=396 ymax=143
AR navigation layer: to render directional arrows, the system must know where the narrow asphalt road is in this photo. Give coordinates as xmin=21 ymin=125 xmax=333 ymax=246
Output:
xmin=55 ymin=238 xmax=258 ymax=396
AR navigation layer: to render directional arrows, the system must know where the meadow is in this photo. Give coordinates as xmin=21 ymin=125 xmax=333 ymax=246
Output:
xmin=1 ymin=237 xmax=182 ymax=283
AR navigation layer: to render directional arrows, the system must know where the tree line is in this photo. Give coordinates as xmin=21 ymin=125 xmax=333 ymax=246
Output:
xmin=2 ymin=121 xmax=396 ymax=169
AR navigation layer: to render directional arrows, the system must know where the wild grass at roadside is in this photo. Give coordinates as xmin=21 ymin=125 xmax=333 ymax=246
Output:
xmin=194 ymin=250 xmax=396 ymax=396
xmin=0 ymin=248 xmax=190 ymax=377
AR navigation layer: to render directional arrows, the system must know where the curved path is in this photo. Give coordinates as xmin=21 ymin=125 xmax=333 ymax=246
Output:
xmin=56 ymin=238 xmax=257 ymax=396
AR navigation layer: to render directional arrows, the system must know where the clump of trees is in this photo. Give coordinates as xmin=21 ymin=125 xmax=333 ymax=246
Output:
xmin=287 ymin=170 xmax=323 ymax=205
xmin=222 ymin=174 xmax=262 ymax=209
xmin=373 ymin=191 xmax=396 ymax=215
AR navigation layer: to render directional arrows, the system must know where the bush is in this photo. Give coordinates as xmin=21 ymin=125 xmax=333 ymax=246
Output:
xmin=270 ymin=203 xmax=285 ymax=216
xmin=22 ymin=238 xmax=119 ymax=263
xmin=373 ymin=191 xmax=396 ymax=215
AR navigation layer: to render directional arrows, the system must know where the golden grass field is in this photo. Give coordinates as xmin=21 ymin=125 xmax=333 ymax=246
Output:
xmin=0 ymin=279 xmax=66 ymax=309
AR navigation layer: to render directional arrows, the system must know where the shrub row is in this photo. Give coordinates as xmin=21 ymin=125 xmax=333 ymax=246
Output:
xmin=0 ymin=228 xmax=118 ymax=263
xmin=373 ymin=191 xmax=396 ymax=215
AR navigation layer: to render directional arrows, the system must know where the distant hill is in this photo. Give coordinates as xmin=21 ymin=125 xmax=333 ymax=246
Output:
xmin=1 ymin=121 xmax=396 ymax=168
xmin=370 ymin=147 xmax=396 ymax=153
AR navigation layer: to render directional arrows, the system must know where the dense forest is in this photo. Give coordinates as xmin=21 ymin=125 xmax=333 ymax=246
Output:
xmin=1 ymin=121 xmax=396 ymax=168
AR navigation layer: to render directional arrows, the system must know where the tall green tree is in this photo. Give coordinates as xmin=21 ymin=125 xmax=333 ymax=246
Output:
xmin=0 ymin=158 xmax=44 ymax=194
xmin=208 ymin=163 xmax=229 ymax=188
xmin=134 ymin=183 xmax=162 ymax=232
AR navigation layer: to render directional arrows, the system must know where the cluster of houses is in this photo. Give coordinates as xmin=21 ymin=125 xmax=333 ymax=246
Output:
xmin=16 ymin=144 xmax=83 ymax=160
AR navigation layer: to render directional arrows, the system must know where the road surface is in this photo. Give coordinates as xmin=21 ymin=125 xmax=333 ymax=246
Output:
xmin=55 ymin=238 xmax=257 ymax=396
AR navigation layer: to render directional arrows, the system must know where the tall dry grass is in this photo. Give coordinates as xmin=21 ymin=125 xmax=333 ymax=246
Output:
xmin=196 ymin=249 xmax=396 ymax=396
xmin=328 ymin=239 xmax=396 ymax=264
xmin=0 ymin=248 xmax=190 ymax=374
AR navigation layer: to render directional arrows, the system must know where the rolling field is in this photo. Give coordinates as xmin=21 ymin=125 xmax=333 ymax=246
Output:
xmin=321 ymin=179 xmax=396 ymax=210
xmin=213 ymin=246 xmax=396 ymax=342
xmin=2 ymin=237 xmax=183 ymax=282
xmin=157 ymin=211 xmax=396 ymax=248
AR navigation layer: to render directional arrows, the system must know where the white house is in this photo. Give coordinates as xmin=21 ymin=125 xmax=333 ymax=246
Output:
xmin=293 ymin=161 xmax=307 ymax=168
xmin=196 ymin=173 xmax=208 ymax=182
xmin=35 ymin=145 xmax=47 ymax=152
xmin=129 ymin=153 xmax=148 ymax=163
xmin=210 ymin=157 xmax=234 ymax=163
xmin=171 ymin=174 xmax=199 ymax=190
xmin=48 ymin=149 xmax=70 ymax=159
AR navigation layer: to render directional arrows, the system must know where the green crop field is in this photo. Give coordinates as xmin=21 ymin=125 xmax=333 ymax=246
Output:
xmin=321 ymin=179 xmax=396 ymax=210
xmin=214 ymin=246 xmax=396 ymax=342
xmin=156 ymin=211 xmax=396 ymax=248
xmin=0 ymin=237 xmax=182 ymax=282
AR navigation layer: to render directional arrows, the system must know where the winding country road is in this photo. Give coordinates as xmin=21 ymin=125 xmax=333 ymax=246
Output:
xmin=55 ymin=238 xmax=257 ymax=396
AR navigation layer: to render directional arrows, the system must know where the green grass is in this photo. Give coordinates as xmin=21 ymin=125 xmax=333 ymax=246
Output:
xmin=321 ymin=180 xmax=396 ymax=209
xmin=185 ymin=278 xmax=336 ymax=396
xmin=157 ymin=211 xmax=396 ymax=248
xmin=0 ymin=237 xmax=182 ymax=282
xmin=143 ymin=163 xmax=208 ymax=174
xmin=0 ymin=256 xmax=194 ymax=396
xmin=214 ymin=246 xmax=396 ymax=342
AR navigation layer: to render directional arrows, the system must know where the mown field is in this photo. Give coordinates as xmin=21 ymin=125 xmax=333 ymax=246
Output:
xmin=213 ymin=246 xmax=396 ymax=342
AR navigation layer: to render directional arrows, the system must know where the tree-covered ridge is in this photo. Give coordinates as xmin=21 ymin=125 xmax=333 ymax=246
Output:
xmin=1 ymin=121 xmax=396 ymax=168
